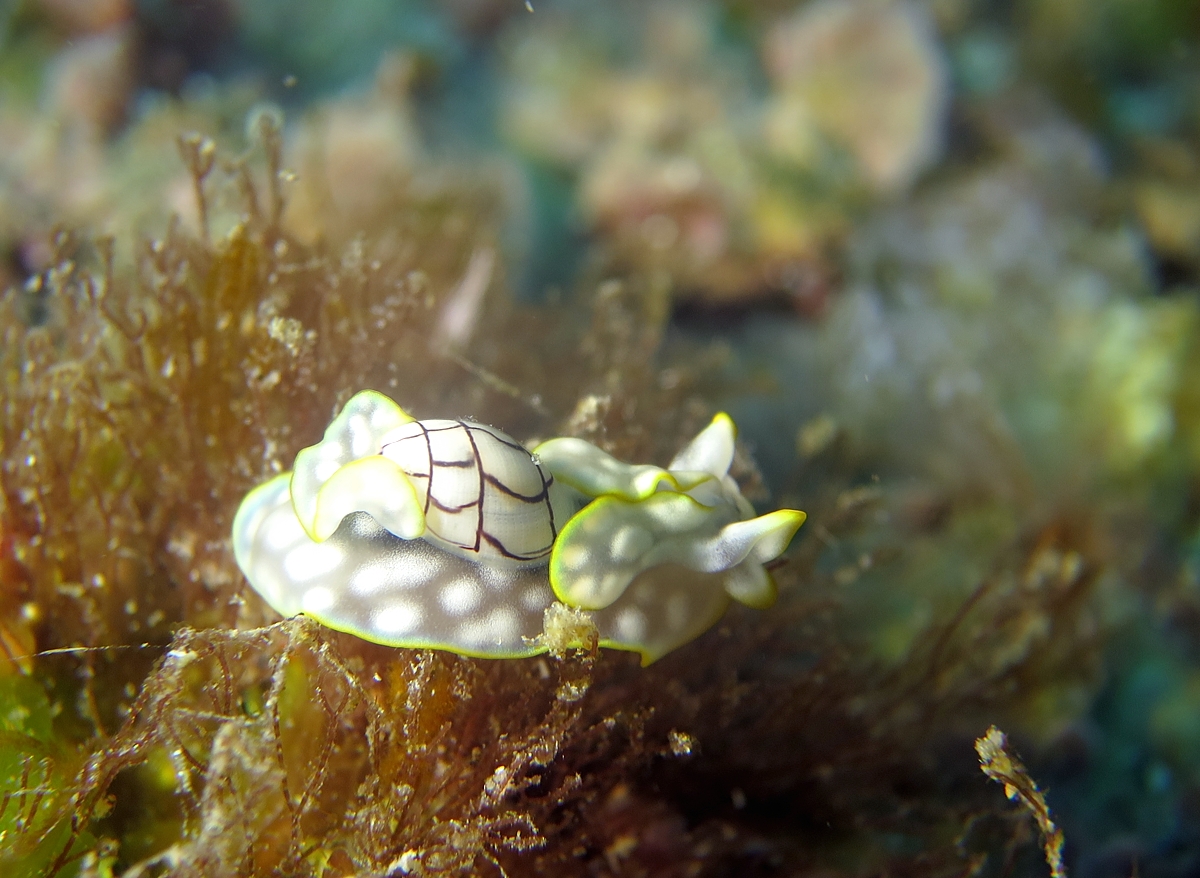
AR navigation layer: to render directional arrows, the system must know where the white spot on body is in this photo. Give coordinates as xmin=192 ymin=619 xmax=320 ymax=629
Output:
xmin=371 ymin=407 xmax=398 ymax=429
xmin=439 ymin=578 xmax=483 ymax=615
xmin=477 ymin=567 xmax=521 ymax=594
xmin=521 ymin=584 xmax=552 ymax=611
xmin=560 ymin=545 xmax=590 ymax=569
xmin=349 ymin=414 xmax=374 ymax=457
xmin=302 ymin=586 xmax=336 ymax=612
xmin=481 ymin=606 xmax=520 ymax=646
xmin=609 ymin=525 xmax=652 ymax=563
xmin=283 ymin=542 xmax=343 ymax=581
xmin=350 ymin=564 xmax=395 ymax=596
xmin=665 ymin=593 xmax=691 ymax=631
xmin=373 ymin=602 xmax=421 ymax=635
xmin=615 ymin=607 xmax=648 ymax=643
xmin=570 ymin=574 xmax=595 ymax=600
xmin=265 ymin=512 xmax=308 ymax=551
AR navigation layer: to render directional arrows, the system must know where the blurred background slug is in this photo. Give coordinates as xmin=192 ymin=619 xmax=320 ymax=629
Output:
xmin=232 ymin=390 xmax=805 ymax=663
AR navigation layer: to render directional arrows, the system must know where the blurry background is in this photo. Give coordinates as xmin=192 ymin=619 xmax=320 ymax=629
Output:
xmin=4 ymin=0 xmax=1200 ymax=875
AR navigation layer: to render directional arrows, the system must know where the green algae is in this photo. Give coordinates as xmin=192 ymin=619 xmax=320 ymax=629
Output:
xmin=0 ymin=673 xmax=100 ymax=878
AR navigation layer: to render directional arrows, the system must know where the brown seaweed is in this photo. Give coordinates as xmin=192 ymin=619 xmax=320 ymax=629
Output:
xmin=0 ymin=127 xmax=1112 ymax=877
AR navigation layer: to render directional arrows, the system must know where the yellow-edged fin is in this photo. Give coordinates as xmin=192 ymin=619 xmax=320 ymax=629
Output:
xmin=591 ymin=564 xmax=733 ymax=665
xmin=232 ymin=472 xmax=311 ymax=616
xmin=550 ymin=492 xmax=718 ymax=610
xmin=754 ymin=509 xmax=806 ymax=561
xmin=711 ymin=509 xmax=807 ymax=568
xmin=233 ymin=473 xmax=552 ymax=657
xmin=721 ymin=561 xmax=778 ymax=609
xmin=715 ymin=510 xmax=804 ymax=608
xmin=668 ymin=411 xmax=738 ymax=476
xmin=292 ymin=390 xmax=416 ymax=540
xmin=290 ymin=459 xmax=321 ymax=541
xmin=232 ymin=474 xmax=293 ymax=600
xmin=534 ymin=437 xmax=682 ymax=500
xmin=313 ymin=455 xmax=425 ymax=541
xmin=309 ymin=610 xmax=548 ymax=660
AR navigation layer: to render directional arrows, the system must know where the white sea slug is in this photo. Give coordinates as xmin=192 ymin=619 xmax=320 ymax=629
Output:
xmin=232 ymin=390 xmax=805 ymax=663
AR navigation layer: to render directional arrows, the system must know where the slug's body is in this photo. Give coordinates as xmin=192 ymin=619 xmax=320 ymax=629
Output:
xmin=233 ymin=390 xmax=805 ymax=663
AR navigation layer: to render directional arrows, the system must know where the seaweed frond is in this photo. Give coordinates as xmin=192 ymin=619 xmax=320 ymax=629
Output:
xmin=976 ymin=725 xmax=1067 ymax=878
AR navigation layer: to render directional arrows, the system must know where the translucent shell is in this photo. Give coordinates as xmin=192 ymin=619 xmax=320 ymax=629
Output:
xmin=232 ymin=390 xmax=807 ymax=663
